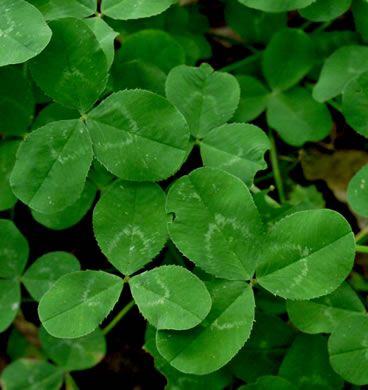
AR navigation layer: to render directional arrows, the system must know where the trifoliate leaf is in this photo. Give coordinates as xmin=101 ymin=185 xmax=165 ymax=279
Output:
xmin=86 ymin=90 xmax=189 ymax=182
xmin=38 ymin=270 xmax=124 ymax=338
xmin=31 ymin=103 xmax=80 ymax=131
xmin=166 ymin=63 xmax=240 ymax=138
xmin=28 ymin=0 xmax=97 ymax=20
xmin=287 ymin=282 xmax=366 ymax=334
xmin=156 ymin=280 xmax=255 ymax=375
xmin=130 ymin=265 xmax=212 ymax=330
xmin=199 ymin=123 xmax=270 ymax=186
xmin=39 ymin=326 xmax=106 ymax=371
xmin=166 ymin=167 xmax=264 ymax=281
xmin=256 ymin=209 xmax=355 ymax=299
xmin=266 ymin=87 xmax=332 ymax=146
xmin=10 ymin=120 xmax=93 ymax=214
xmin=22 ymin=251 xmax=81 ymax=301
xmin=0 ymin=279 xmax=20 ymax=332
xmin=30 ymin=17 xmax=109 ymax=112
xmin=93 ymin=180 xmax=168 ymax=275
xmin=0 ymin=0 xmax=52 ymax=67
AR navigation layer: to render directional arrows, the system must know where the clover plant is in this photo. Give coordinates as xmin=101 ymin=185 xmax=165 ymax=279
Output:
xmin=1 ymin=0 xmax=368 ymax=389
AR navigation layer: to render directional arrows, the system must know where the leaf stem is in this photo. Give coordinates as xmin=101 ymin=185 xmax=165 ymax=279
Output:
xmin=326 ymin=99 xmax=342 ymax=113
xmin=167 ymin=240 xmax=186 ymax=267
xmin=314 ymin=20 xmax=334 ymax=33
xmin=219 ymin=53 xmax=261 ymax=73
xmin=268 ymin=129 xmax=286 ymax=203
xmin=65 ymin=373 xmax=79 ymax=389
xmin=356 ymin=225 xmax=368 ymax=244
xmin=356 ymin=244 xmax=368 ymax=254
xmin=102 ymin=300 xmax=135 ymax=335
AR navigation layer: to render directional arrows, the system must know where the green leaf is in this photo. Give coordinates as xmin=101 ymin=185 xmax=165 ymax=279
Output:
xmin=343 ymin=71 xmax=368 ymax=137
xmin=328 ymin=315 xmax=368 ymax=385
xmin=112 ymin=59 xmax=166 ymax=95
xmin=31 ymin=103 xmax=80 ymax=131
xmin=28 ymin=0 xmax=97 ymax=20
xmin=225 ymin=0 xmax=287 ymax=45
xmin=287 ymin=281 xmax=366 ymax=334
xmin=313 ymin=45 xmax=368 ymax=102
xmin=93 ymin=180 xmax=168 ymax=275
xmin=239 ymin=376 xmax=297 ymax=390
xmin=0 ymin=66 xmax=34 ymax=136
xmin=199 ymin=123 xmax=271 ymax=186
xmin=237 ymin=0 xmax=315 ymax=12
xmin=166 ymin=63 xmax=240 ymax=138
xmin=116 ymin=29 xmax=185 ymax=74
xmin=256 ymin=209 xmax=355 ymax=299
xmin=31 ymin=180 xmax=97 ymax=231
xmin=266 ymin=87 xmax=332 ymax=146
xmin=352 ymin=0 xmax=368 ymax=41
xmin=0 ymin=279 xmax=20 ymax=332
xmin=230 ymin=312 xmax=295 ymax=383
xmin=83 ymin=17 xmax=118 ymax=69
xmin=156 ymin=279 xmax=255 ymax=375
xmin=102 ymin=0 xmax=178 ymax=20
xmin=232 ymin=75 xmax=270 ymax=123
xmin=86 ymin=90 xmax=189 ymax=181
xmin=0 ymin=219 xmax=29 ymax=278
xmin=0 ymin=0 xmax=52 ymax=67
xmin=0 ymin=140 xmax=21 ymax=211
xmin=130 ymin=265 xmax=212 ymax=330
xmin=144 ymin=324 xmax=232 ymax=390
xmin=1 ymin=359 xmax=64 ymax=390
xmin=299 ymin=0 xmax=351 ymax=22
xmin=40 ymin=326 xmax=106 ymax=371
xmin=22 ymin=251 xmax=81 ymax=301
xmin=347 ymin=164 xmax=368 ymax=217
xmin=262 ymin=29 xmax=316 ymax=91
xmin=7 ymin=327 xmax=43 ymax=361
xmin=10 ymin=120 xmax=93 ymax=214
xmin=280 ymin=334 xmax=344 ymax=390
xmin=29 ymin=17 xmax=109 ymax=112
xmin=38 ymin=270 xmax=124 ymax=338
xmin=166 ymin=167 xmax=264 ymax=281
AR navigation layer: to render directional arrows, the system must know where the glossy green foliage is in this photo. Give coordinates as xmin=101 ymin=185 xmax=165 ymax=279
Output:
xmin=28 ymin=0 xmax=97 ymax=20
xmin=343 ymin=71 xmax=368 ymax=137
xmin=299 ymin=0 xmax=351 ymax=22
xmin=10 ymin=120 xmax=93 ymax=213
xmin=1 ymin=359 xmax=64 ymax=390
xmin=38 ymin=270 xmax=124 ymax=338
xmin=166 ymin=63 xmax=240 ymax=138
xmin=93 ymin=180 xmax=168 ymax=275
xmin=279 ymin=334 xmax=344 ymax=389
xmin=31 ymin=103 xmax=79 ymax=130
xmin=156 ymin=280 xmax=255 ymax=374
xmin=31 ymin=180 xmax=97 ymax=230
xmin=102 ymin=0 xmax=178 ymax=20
xmin=87 ymin=90 xmax=189 ymax=181
xmin=266 ymin=87 xmax=332 ymax=146
xmin=347 ymin=164 xmax=368 ymax=217
xmin=0 ymin=279 xmax=20 ymax=332
xmin=287 ymin=282 xmax=366 ymax=334
xmin=0 ymin=219 xmax=29 ymax=278
xmin=0 ymin=66 xmax=34 ymax=135
xmin=313 ymin=45 xmax=368 ymax=102
xmin=167 ymin=168 xmax=263 ymax=280
xmin=263 ymin=29 xmax=316 ymax=91
xmin=352 ymin=0 xmax=368 ymax=41
xmin=116 ymin=29 xmax=185 ymax=74
xmin=22 ymin=251 xmax=80 ymax=301
xmin=130 ymin=265 xmax=212 ymax=330
xmin=257 ymin=210 xmax=355 ymax=299
xmin=199 ymin=124 xmax=270 ymax=186
xmin=237 ymin=0 xmax=315 ymax=12
xmin=30 ymin=18 xmax=109 ymax=112
xmin=0 ymin=0 xmax=52 ymax=67
xmin=39 ymin=326 xmax=106 ymax=371
xmin=0 ymin=140 xmax=21 ymax=211
xmin=329 ymin=316 xmax=368 ymax=385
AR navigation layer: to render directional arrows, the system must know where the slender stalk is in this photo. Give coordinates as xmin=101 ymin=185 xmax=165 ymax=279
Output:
xmin=268 ymin=129 xmax=286 ymax=203
xmin=356 ymin=225 xmax=368 ymax=244
xmin=219 ymin=53 xmax=261 ymax=73
xmin=207 ymin=32 xmax=259 ymax=54
xmin=300 ymin=20 xmax=313 ymax=30
xmin=102 ymin=300 xmax=135 ymax=335
xmin=314 ymin=20 xmax=333 ymax=33
xmin=167 ymin=241 xmax=186 ymax=267
xmin=356 ymin=244 xmax=368 ymax=254
xmin=326 ymin=99 xmax=342 ymax=113
xmin=65 ymin=373 xmax=79 ymax=390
